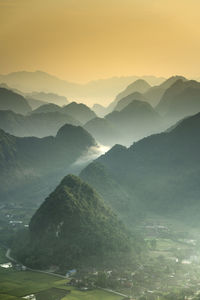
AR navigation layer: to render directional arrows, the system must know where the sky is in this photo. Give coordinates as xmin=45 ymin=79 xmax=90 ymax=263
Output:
xmin=0 ymin=0 xmax=200 ymax=83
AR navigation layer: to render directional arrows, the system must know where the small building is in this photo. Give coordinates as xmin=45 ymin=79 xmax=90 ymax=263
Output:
xmin=22 ymin=294 xmax=36 ymax=300
xmin=0 ymin=262 xmax=12 ymax=269
xmin=66 ymin=269 xmax=77 ymax=278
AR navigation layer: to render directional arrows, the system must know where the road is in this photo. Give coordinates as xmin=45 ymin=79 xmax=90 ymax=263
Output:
xmin=5 ymin=248 xmax=65 ymax=278
xmin=5 ymin=248 xmax=129 ymax=298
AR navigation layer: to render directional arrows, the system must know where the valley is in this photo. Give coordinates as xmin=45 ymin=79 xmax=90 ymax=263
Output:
xmin=1 ymin=72 xmax=200 ymax=300
xmin=1 ymin=213 xmax=200 ymax=300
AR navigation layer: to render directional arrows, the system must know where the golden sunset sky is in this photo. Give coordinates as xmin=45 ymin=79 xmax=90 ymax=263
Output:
xmin=0 ymin=0 xmax=200 ymax=82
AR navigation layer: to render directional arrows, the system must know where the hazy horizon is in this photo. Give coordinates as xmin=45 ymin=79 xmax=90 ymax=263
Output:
xmin=0 ymin=69 xmax=167 ymax=85
xmin=1 ymin=0 xmax=200 ymax=83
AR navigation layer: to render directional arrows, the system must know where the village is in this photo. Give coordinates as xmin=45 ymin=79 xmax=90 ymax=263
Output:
xmin=2 ymin=203 xmax=200 ymax=299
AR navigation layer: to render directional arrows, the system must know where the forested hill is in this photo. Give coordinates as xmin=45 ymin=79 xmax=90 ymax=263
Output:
xmin=0 ymin=124 xmax=96 ymax=203
xmin=14 ymin=175 xmax=142 ymax=270
xmin=81 ymin=112 xmax=200 ymax=221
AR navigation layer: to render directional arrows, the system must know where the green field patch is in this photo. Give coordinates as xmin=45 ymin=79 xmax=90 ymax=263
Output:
xmin=61 ymin=289 xmax=123 ymax=300
xmin=0 ymin=270 xmax=64 ymax=297
xmin=0 ymin=268 xmax=122 ymax=300
xmin=0 ymin=294 xmax=21 ymax=300
xmin=35 ymin=287 xmax=70 ymax=300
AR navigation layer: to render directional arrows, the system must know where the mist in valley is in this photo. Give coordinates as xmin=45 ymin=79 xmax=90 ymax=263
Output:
xmin=1 ymin=1 xmax=200 ymax=299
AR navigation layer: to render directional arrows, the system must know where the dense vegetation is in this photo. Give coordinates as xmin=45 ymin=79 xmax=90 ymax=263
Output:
xmin=2 ymin=73 xmax=200 ymax=299
xmin=14 ymin=175 xmax=142 ymax=271
xmin=81 ymin=112 xmax=200 ymax=223
xmin=0 ymin=124 xmax=96 ymax=203
xmin=0 ymin=110 xmax=80 ymax=137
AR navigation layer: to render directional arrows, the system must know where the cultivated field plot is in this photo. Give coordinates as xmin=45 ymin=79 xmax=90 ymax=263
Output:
xmin=0 ymin=268 xmax=122 ymax=300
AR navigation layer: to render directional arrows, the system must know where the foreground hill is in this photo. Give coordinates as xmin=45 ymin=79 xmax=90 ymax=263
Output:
xmin=0 ymin=87 xmax=31 ymax=114
xmin=15 ymin=175 xmax=135 ymax=270
xmin=0 ymin=110 xmax=80 ymax=137
xmin=81 ymin=112 xmax=200 ymax=223
xmin=0 ymin=125 xmax=96 ymax=203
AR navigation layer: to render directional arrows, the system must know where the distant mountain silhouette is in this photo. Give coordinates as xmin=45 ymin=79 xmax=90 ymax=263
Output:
xmin=26 ymin=91 xmax=68 ymax=106
xmin=62 ymin=102 xmax=97 ymax=124
xmin=156 ymin=79 xmax=200 ymax=122
xmin=114 ymin=92 xmax=147 ymax=111
xmin=84 ymin=100 xmax=166 ymax=146
xmin=144 ymin=76 xmax=187 ymax=107
xmin=0 ymin=87 xmax=31 ymax=114
xmin=92 ymin=103 xmax=107 ymax=117
xmin=84 ymin=117 xmax=121 ymax=146
xmin=31 ymin=103 xmax=61 ymax=114
xmin=0 ymin=110 xmax=80 ymax=137
xmin=105 ymin=100 xmax=164 ymax=145
xmin=107 ymin=79 xmax=151 ymax=112
xmin=0 ymin=71 xmax=165 ymax=105
xmin=26 ymin=97 xmax=47 ymax=109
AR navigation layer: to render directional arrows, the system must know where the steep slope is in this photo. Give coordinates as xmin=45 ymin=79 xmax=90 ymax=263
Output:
xmin=0 ymin=87 xmax=31 ymax=114
xmin=0 ymin=110 xmax=80 ymax=137
xmin=81 ymin=112 xmax=200 ymax=222
xmin=144 ymin=76 xmax=187 ymax=107
xmin=114 ymin=92 xmax=147 ymax=111
xmin=84 ymin=117 xmax=121 ymax=146
xmin=61 ymin=102 xmax=97 ymax=124
xmin=115 ymin=79 xmax=151 ymax=101
xmin=107 ymin=79 xmax=151 ymax=112
xmin=31 ymin=103 xmax=61 ymax=114
xmin=92 ymin=103 xmax=107 ymax=117
xmin=156 ymin=79 xmax=200 ymax=122
xmin=105 ymin=100 xmax=164 ymax=145
xmin=0 ymin=125 xmax=96 ymax=203
xmin=16 ymin=175 xmax=134 ymax=270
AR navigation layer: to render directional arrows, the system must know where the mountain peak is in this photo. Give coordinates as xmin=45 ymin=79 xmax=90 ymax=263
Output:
xmin=56 ymin=123 xmax=96 ymax=147
xmin=160 ymin=75 xmax=187 ymax=89
xmin=19 ymin=174 xmax=132 ymax=270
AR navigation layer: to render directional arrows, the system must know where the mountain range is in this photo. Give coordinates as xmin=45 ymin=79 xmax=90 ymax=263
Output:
xmin=156 ymin=79 xmax=200 ymax=123
xmin=0 ymin=110 xmax=80 ymax=137
xmin=0 ymin=124 xmax=96 ymax=203
xmin=85 ymin=100 xmax=165 ymax=146
xmin=81 ymin=112 xmax=200 ymax=224
xmin=25 ymin=91 xmax=69 ymax=106
xmin=107 ymin=79 xmax=151 ymax=112
xmin=0 ymin=71 xmax=165 ymax=106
